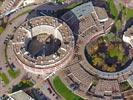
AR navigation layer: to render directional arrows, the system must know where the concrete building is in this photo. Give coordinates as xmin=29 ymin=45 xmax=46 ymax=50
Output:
xmin=0 ymin=0 xmax=24 ymax=17
xmin=123 ymin=25 xmax=133 ymax=47
xmin=7 ymin=90 xmax=34 ymax=100
xmin=12 ymin=16 xmax=74 ymax=79
xmin=127 ymin=75 xmax=133 ymax=88
xmin=61 ymin=2 xmax=113 ymax=35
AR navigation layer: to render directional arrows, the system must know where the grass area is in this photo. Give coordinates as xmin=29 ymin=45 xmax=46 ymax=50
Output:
xmin=66 ymin=1 xmax=82 ymax=9
xmin=107 ymin=0 xmax=118 ymax=19
xmin=8 ymin=68 xmax=20 ymax=79
xmin=126 ymin=8 xmax=133 ymax=20
xmin=104 ymin=32 xmax=122 ymax=43
xmin=53 ymin=76 xmax=83 ymax=100
xmin=56 ymin=0 xmax=65 ymax=4
xmin=107 ymin=0 xmax=133 ymax=32
xmin=115 ymin=20 xmax=122 ymax=31
xmin=0 ymin=72 xmax=9 ymax=85
xmin=0 ymin=26 xmax=4 ymax=34
xmin=12 ymin=80 xmax=34 ymax=92
xmin=119 ymin=2 xmax=133 ymax=21
xmin=120 ymin=81 xmax=132 ymax=92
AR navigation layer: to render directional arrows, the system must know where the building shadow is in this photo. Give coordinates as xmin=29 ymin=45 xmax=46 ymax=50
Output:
xmin=60 ymin=10 xmax=80 ymax=44
xmin=26 ymin=2 xmax=68 ymax=20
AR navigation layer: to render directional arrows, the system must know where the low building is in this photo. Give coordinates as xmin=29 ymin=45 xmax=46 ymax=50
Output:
xmin=127 ymin=75 xmax=133 ymax=88
xmin=94 ymin=7 xmax=108 ymax=22
xmin=7 ymin=90 xmax=34 ymax=100
xmin=61 ymin=1 xmax=113 ymax=35
xmin=123 ymin=26 xmax=133 ymax=47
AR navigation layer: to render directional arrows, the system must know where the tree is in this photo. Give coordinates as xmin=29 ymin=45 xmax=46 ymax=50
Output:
xmin=92 ymin=55 xmax=104 ymax=67
xmin=102 ymin=64 xmax=108 ymax=71
xmin=107 ymin=65 xmax=116 ymax=72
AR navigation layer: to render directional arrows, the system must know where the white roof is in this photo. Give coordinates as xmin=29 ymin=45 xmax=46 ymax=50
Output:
xmin=8 ymin=90 xmax=34 ymax=100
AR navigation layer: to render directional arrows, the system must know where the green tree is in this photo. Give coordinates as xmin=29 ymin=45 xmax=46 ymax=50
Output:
xmin=92 ymin=55 xmax=104 ymax=66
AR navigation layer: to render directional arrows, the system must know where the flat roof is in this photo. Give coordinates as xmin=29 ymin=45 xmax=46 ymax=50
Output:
xmin=127 ymin=74 xmax=133 ymax=87
xmin=94 ymin=7 xmax=108 ymax=21
xmin=9 ymin=90 xmax=34 ymax=100
xmin=71 ymin=2 xmax=95 ymax=19
xmin=124 ymin=25 xmax=133 ymax=37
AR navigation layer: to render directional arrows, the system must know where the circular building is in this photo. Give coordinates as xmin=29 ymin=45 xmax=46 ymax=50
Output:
xmin=12 ymin=16 xmax=74 ymax=75
xmin=83 ymin=33 xmax=133 ymax=79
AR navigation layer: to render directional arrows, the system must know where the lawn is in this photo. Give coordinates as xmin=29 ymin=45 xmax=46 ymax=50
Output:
xmin=107 ymin=0 xmax=118 ymax=19
xmin=104 ymin=32 xmax=121 ymax=42
xmin=0 ymin=26 xmax=4 ymax=34
xmin=115 ymin=20 xmax=122 ymax=31
xmin=0 ymin=72 xmax=9 ymax=85
xmin=126 ymin=8 xmax=133 ymax=20
xmin=56 ymin=0 xmax=65 ymax=3
xmin=53 ymin=76 xmax=83 ymax=100
xmin=8 ymin=68 xmax=20 ymax=79
xmin=119 ymin=2 xmax=133 ymax=21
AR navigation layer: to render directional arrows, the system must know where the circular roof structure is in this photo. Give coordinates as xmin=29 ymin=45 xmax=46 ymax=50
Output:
xmin=77 ymin=33 xmax=133 ymax=79
xmin=12 ymin=16 xmax=74 ymax=74
xmin=85 ymin=34 xmax=133 ymax=72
